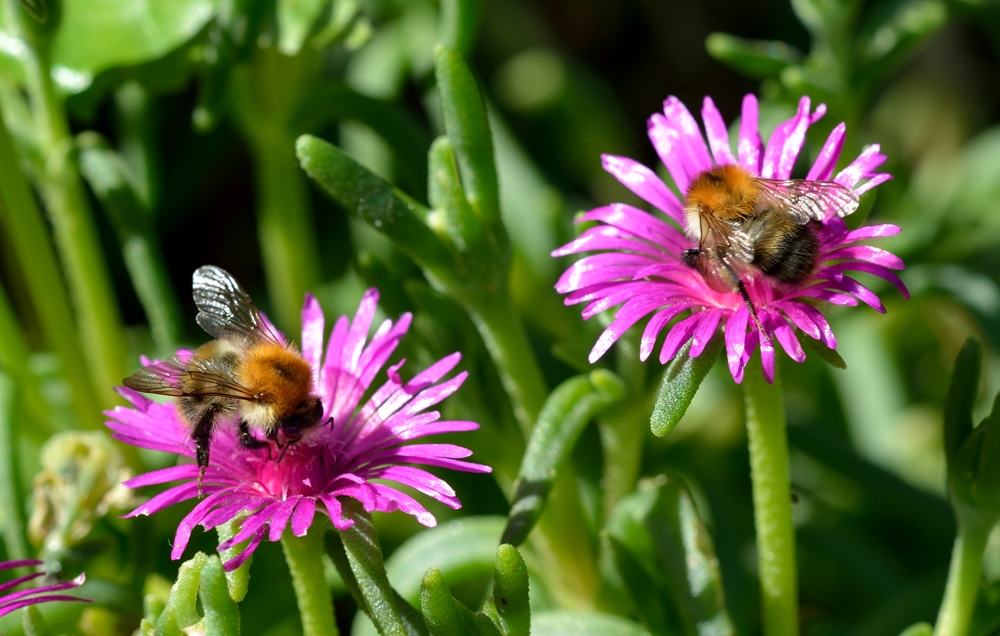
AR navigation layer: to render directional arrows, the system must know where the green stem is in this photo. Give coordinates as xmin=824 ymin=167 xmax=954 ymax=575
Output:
xmin=743 ymin=357 xmax=798 ymax=636
xmin=121 ymin=235 xmax=183 ymax=353
xmin=0 ymin=106 xmax=102 ymax=428
xmin=16 ymin=14 xmax=127 ymax=407
xmin=338 ymin=501 xmax=407 ymax=636
xmin=466 ymin=292 xmax=548 ymax=437
xmin=599 ymin=404 xmax=646 ymax=520
xmin=934 ymin=519 xmax=992 ymax=636
xmin=248 ymin=128 xmax=322 ymax=331
xmin=282 ymin=527 xmax=339 ymax=636
xmin=0 ymin=280 xmax=52 ymax=437
xmin=0 ymin=372 xmax=29 ymax=562
xmin=531 ymin=467 xmax=601 ymax=610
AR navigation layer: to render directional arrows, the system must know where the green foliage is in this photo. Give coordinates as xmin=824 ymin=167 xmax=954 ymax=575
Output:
xmin=502 ymin=370 xmax=624 ymax=545
xmin=649 ymin=335 xmax=724 ymax=437
xmin=51 ymin=0 xmax=220 ymax=78
xmin=2 ymin=0 xmax=1000 ymax=634
xmin=606 ymin=475 xmax=733 ymax=636
xmin=383 ymin=517 xmax=505 ymax=606
xmin=21 ymin=606 xmax=48 ymax=636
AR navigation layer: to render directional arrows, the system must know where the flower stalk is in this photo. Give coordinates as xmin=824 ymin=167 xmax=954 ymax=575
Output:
xmin=231 ymin=45 xmax=322 ymax=332
xmin=249 ymin=127 xmax=322 ymax=332
xmin=0 ymin=106 xmax=101 ymax=428
xmin=466 ymin=293 xmax=548 ymax=435
xmin=744 ymin=357 xmax=797 ymax=636
xmin=5 ymin=0 xmax=127 ymax=408
xmin=934 ymin=519 xmax=991 ymax=636
xmin=283 ymin=528 xmax=339 ymax=636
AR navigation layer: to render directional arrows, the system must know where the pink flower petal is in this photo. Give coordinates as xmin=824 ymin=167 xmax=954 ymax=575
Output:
xmin=601 ymin=154 xmax=685 ymax=224
xmin=738 ymin=94 xmax=763 ymax=173
xmin=702 ymin=96 xmax=736 ymax=166
xmin=291 ymin=497 xmax=317 ymax=536
xmin=725 ymin=304 xmax=750 ymax=380
xmin=302 ymin=294 xmax=325 ymax=384
xmin=806 ymin=123 xmax=846 ymax=181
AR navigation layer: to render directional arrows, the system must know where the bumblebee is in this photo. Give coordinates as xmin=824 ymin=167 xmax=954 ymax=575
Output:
xmin=124 ymin=266 xmax=323 ymax=489
xmin=680 ymin=163 xmax=859 ymax=330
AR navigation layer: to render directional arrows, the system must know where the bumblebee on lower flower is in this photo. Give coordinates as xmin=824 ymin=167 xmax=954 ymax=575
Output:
xmin=124 ymin=266 xmax=324 ymax=490
xmin=109 ymin=282 xmax=490 ymax=571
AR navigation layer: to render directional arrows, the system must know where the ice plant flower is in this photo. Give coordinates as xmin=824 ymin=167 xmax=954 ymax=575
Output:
xmin=0 ymin=559 xmax=88 ymax=617
xmin=106 ymin=289 xmax=490 ymax=571
xmin=553 ymin=94 xmax=909 ymax=382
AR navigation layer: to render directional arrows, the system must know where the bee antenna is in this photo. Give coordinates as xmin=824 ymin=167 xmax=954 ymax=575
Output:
xmin=737 ymin=282 xmax=770 ymax=344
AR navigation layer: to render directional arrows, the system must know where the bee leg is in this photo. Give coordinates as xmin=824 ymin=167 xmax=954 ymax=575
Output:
xmin=274 ymin=434 xmax=302 ymax=464
xmin=192 ymin=404 xmax=221 ymax=498
xmin=237 ymin=420 xmax=269 ymax=450
xmin=736 ymin=281 xmax=769 ymax=343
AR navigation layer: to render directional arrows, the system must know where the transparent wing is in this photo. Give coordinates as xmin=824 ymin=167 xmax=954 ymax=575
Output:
xmin=192 ymin=265 xmax=281 ymax=345
xmin=699 ymin=213 xmax=754 ymax=263
xmin=123 ymin=355 xmax=257 ymax=400
xmin=753 ymin=178 xmax=859 ymax=222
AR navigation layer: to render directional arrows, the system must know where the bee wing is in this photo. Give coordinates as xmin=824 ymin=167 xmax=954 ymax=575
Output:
xmin=192 ymin=265 xmax=281 ymax=345
xmin=699 ymin=212 xmax=754 ymax=263
xmin=691 ymin=249 xmax=741 ymax=294
xmin=123 ymin=355 xmax=258 ymax=400
xmin=753 ymin=178 xmax=859 ymax=222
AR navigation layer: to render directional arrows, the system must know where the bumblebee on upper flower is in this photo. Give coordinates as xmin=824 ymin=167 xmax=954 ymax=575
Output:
xmin=554 ymin=94 xmax=908 ymax=382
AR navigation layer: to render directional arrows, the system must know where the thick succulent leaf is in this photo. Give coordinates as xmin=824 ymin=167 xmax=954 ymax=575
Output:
xmin=339 ymin=500 xmax=409 ymax=636
xmin=604 ymin=535 xmax=673 ymax=635
xmin=77 ymin=136 xmax=183 ymax=351
xmin=296 ymin=134 xmax=456 ymax=277
xmin=501 ymin=371 xmax=625 ymax=545
xmin=197 ymin=556 xmax=240 ymax=636
xmin=52 ymin=0 xmax=220 ymax=78
xmin=801 ymin=335 xmax=847 ymax=370
xmin=277 ymin=0 xmax=328 ymax=55
xmin=438 ymin=0 xmax=482 ymax=54
xmin=897 ymin=622 xmax=932 ymax=636
xmin=420 ymin=568 xmax=476 ymax=636
xmin=327 ymin=532 xmax=428 ymax=636
xmin=156 ymin=552 xmax=209 ymax=632
xmin=944 ymin=337 xmax=982 ymax=471
xmin=705 ymin=33 xmax=801 ymax=79
xmin=386 ymin=516 xmax=507 ymax=607
xmin=435 ymin=45 xmax=499 ymax=223
xmin=530 ymin=611 xmax=650 ymax=636
xmin=650 ymin=334 xmax=724 ymax=437
xmin=492 ymin=545 xmax=530 ymax=636
xmin=605 ymin=475 xmax=733 ymax=636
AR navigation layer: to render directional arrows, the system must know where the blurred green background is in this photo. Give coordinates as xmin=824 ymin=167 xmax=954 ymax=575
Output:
xmin=3 ymin=0 xmax=1000 ymax=634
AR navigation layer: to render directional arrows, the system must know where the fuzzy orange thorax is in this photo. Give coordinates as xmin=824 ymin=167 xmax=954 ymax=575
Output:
xmin=684 ymin=164 xmax=759 ymax=221
xmin=237 ymin=343 xmax=314 ymax=410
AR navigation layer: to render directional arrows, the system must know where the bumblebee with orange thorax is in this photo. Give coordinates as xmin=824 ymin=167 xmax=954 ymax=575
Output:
xmin=124 ymin=266 xmax=323 ymax=492
xmin=680 ymin=163 xmax=859 ymax=333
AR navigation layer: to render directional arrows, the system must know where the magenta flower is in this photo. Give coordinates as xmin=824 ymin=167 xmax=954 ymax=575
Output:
xmin=553 ymin=94 xmax=909 ymax=382
xmin=106 ymin=289 xmax=490 ymax=571
xmin=0 ymin=560 xmax=88 ymax=618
